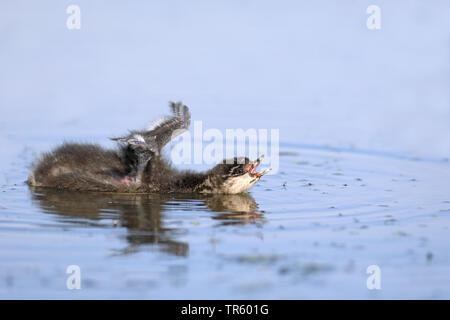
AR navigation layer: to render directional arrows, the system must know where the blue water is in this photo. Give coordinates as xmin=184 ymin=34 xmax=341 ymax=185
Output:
xmin=0 ymin=1 xmax=449 ymax=299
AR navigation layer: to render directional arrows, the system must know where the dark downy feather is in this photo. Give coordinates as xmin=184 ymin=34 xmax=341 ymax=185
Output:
xmin=27 ymin=102 xmax=266 ymax=194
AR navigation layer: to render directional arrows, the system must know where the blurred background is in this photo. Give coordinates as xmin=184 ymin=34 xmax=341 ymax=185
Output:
xmin=1 ymin=0 xmax=450 ymax=300
xmin=1 ymin=0 xmax=449 ymax=171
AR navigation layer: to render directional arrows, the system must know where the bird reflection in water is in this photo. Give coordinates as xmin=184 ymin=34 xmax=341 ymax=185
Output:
xmin=29 ymin=187 xmax=263 ymax=257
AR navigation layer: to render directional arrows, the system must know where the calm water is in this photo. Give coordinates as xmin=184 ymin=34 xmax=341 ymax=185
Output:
xmin=1 ymin=1 xmax=450 ymax=299
xmin=0 ymin=143 xmax=449 ymax=299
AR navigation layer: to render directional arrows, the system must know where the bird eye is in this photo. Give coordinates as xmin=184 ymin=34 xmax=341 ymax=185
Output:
xmin=231 ymin=166 xmax=244 ymax=175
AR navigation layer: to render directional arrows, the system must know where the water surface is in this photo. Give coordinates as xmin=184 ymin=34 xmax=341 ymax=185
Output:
xmin=1 ymin=144 xmax=449 ymax=299
xmin=1 ymin=0 xmax=450 ymax=299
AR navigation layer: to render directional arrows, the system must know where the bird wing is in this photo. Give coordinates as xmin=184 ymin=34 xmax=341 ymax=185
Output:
xmin=111 ymin=101 xmax=191 ymax=154
xmin=143 ymin=101 xmax=190 ymax=152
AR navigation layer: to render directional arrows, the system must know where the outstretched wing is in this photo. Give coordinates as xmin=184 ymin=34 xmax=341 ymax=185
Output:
xmin=111 ymin=101 xmax=191 ymax=154
xmin=145 ymin=101 xmax=191 ymax=152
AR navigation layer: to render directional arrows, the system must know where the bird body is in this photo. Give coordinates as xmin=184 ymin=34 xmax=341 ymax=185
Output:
xmin=27 ymin=102 xmax=270 ymax=194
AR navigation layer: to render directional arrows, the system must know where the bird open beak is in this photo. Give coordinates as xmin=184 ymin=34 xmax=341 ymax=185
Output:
xmin=246 ymin=155 xmax=272 ymax=177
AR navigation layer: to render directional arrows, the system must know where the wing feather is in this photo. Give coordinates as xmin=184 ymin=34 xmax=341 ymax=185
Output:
xmin=111 ymin=101 xmax=191 ymax=154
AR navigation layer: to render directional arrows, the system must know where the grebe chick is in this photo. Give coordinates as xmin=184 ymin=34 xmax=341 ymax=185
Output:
xmin=27 ymin=102 xmax=271 ymax=194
